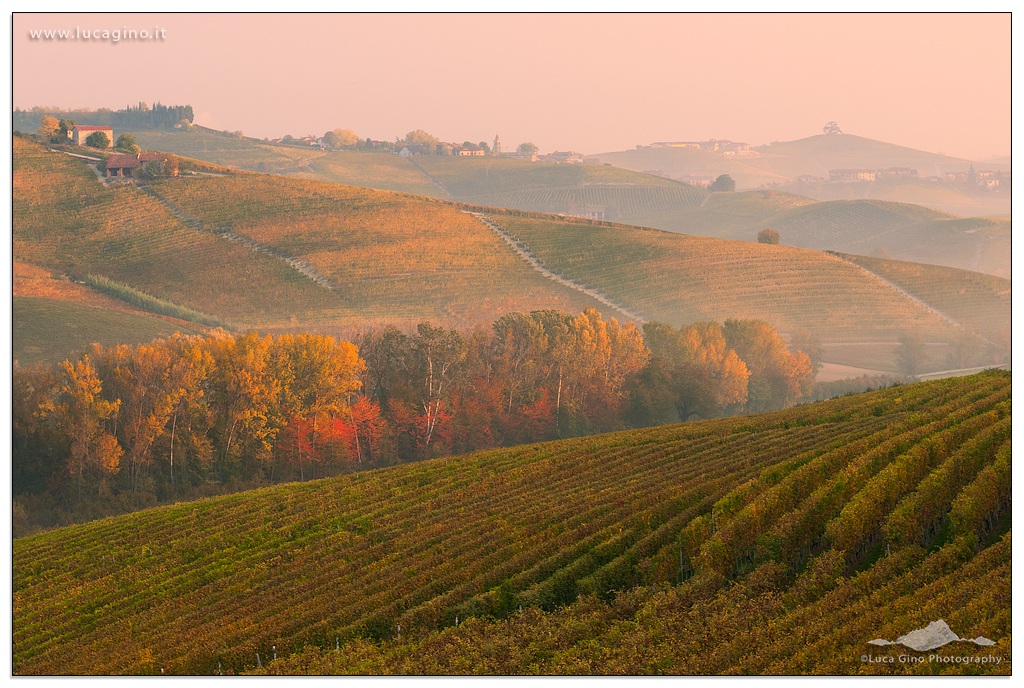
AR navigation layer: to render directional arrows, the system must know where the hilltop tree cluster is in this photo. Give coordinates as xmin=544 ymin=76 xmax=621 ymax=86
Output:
xmin=13 ymin=310 xmax=813 ymax=533
xmin=17 ymin=103 xmax=193 ymax=133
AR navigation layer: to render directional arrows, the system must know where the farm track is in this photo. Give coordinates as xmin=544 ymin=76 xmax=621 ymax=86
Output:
xmin=828 ymin=252 xmax=965 ymax=331
xmin=406 ymin=158 xmax=452 ymax=199
xmin=141 ymin=187 xmax=336 ymax=290
xmin=467 ymin=212 xmax=647 ymax=324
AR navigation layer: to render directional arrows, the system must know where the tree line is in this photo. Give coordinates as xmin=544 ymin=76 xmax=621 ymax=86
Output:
xmin=13 ymin=309 xmax=813 ymax=533
xmin=15 ymin=103 xmax=194 ymax=134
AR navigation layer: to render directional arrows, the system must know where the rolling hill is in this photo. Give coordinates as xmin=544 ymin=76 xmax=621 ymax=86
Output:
xmin=594 ymin=133 xmax=1010 ymax=218
xmin=14 ymin=137 xmax=1009 ymax=373
xmin=13 ymin=137 xmax=603 ymax=340
xmin=13 ymin=371 xmax=1011 ymax=675
xmin=479 ymin=214 xmax=999 ymax=343
xmin=647 ymin=195 xmax=1009 ymax=277
xmin=133 ymin=128 xmax=444 ymax=197
xmin=13 ymin=297 xmax=200 ymax=366
xmin=128 ymin=129 xmax=1009 ymax=274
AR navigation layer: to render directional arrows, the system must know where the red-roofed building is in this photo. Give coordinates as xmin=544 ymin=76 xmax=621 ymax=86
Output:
xmin=105 ymin=153 xmax=172 ymax=177
xmin=72 ymin=125 xmax=114 ymax=148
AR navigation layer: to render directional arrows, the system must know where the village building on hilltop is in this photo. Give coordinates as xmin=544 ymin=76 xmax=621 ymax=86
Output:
xmin=72 ymin=125 xmax=114 ymax=147
xmin=648 ymin=139 xmax=758 ymax=156
xmin=104 ymin=152 xmax=175 ymax=178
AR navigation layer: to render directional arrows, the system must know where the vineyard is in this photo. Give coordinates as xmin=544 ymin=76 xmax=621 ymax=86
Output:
xmin=144 ymin=173 xmax=601 ymax=327
xmin=12 ymin=371 xmax=1010 ymax=675
xmin=292 ymin=151 xmax=446 ymax=197
xmin=13 ymin=138 xmax=600 ymax=332
xmin=13 ymin=297 xmax=198 ymax=366
xmin=13 ymin=138 xmax=335 ymax=329
xmin=484 ymin=214 xmax=965 ymax=345
xmin=132 ymin=128 xmax=326 ymax=171
xmin=456 ymin=185 xmax=706 ymax=222
xmin=836 ymin=254 xmax=1011 ymax=347
xmin=640 ymin=195 xmax=1007 ymax=277
xmin=409 ymin=156 xmax=706 ymax=221
xmin=14 ymin=137 xmax=1008 ymax=371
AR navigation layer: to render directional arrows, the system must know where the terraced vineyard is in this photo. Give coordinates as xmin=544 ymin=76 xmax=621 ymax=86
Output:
xmin=484 ymin=214 xmax=963 ymax=343
xmin=752 ymin=199 xmax=943 ymax=246
xmin=13 ymin=138 xmax=600 ymax=332
xmin=641 ymin=195 xmax=1008 ymax=277
xmin=837 ymin=254 xmax=1011 ymax=345
xmin=126 ymin=133 xmax=1008 ymax=275
xmin=145 ymin=173 xmax=601 ymax=327
xmin=633 ymin=188 xmax=816 ymax=236
xmin=411 ymin=156 xmax=706 ymax=221
xmin=13 ymin=138 xmax=336 ymax=329
xmin=13 ymin=297 xmax=200 ymax=365
xmin=132 ymin=128 xmax=326 ymax=171
xmin=13 ymin=372 xmax=1011 ymax=675
xmin=458 ymin=185 xmax=706 ymax=222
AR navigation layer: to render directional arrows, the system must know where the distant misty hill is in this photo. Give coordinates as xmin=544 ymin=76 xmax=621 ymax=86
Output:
xmin=33 ymin=118 xmax=1005 ymax=275
xmin=593 ymin=133 xmax=1009 ymax=218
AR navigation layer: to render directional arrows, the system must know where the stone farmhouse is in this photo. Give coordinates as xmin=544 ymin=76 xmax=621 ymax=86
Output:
xmin=72 ymin=125 xmax=114 ymax=147
xmin=105 ymin=153 xmax=173 ymax=177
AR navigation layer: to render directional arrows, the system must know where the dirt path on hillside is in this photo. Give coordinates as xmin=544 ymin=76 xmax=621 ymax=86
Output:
xmin=141 ymin=187 xmax=336 ymax=290
xmin=827 ymin=253 xmax=965 ymax=331
xmin=407 ymin=158 xmax=452 ymax=199
xmin=466 ymin=212 xmax=647 ymax=324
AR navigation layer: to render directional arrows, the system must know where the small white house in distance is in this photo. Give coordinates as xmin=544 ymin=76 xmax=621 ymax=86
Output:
xmin=73 ymin=125 xmax=114 ymax=147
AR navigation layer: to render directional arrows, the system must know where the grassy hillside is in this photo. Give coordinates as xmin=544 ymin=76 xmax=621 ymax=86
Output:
xmin=15 ymin=138 xmax=1008 ymax=372
xmin=130 ymin=130 xmax=1007 ymax=268
xmin=483 ymin=214 xmax=963 ymax=344
xmin=836 ymin=254 xmax=1011 ymax=346
xmin=132 ymin=128 xmax=324 ymax=171
xmin=591 ymin=146 xmax=792 ymax=189
xmin=133 ymin=131 xmax=710 ymax=221
xmin=133 ymin=129 xmax=443 ymax=196
xmin=616 ymin=192 xmax=1007 ymax=277
xmin=13 ymin=297 xmax=199 ymax=366
xmin=13 ymin=138 xmax=601 ymax=334
xmin=13 ymin=372 xmax=1011 ymax=675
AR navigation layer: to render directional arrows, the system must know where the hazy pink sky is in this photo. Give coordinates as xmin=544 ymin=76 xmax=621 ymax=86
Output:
xmin=13 ymin=13 xmax=1010 ymax=158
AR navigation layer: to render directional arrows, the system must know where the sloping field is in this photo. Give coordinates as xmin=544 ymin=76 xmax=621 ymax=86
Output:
xmin=13 ymin=297 xmax=199 ymax=366
xmin=865 ymin=217 xmax=1010 ymax=278
xmin=752 ymin=134 xmax=987 ymax=179
xmin=759 ymin=203 xmax=1008 ymax=277
xmin=145 ymin=174 xmax=601 ymax=328
xmin=780 ymin=178 xmax=1010 ymax=221
xmin=132 ymin=128 xmax=325 ymax=171
xmin=643 ymin=195 xmax=1008 ymax=277
xmin=14 ymin=138 xmax=336 ymax=330
xmin=133 ymin=130 xmax=444 ymax=196
xmin=13 ymin=138 xmax=600 ymax=333
xmin=752 ymin=199 xmax=945 ymax=248
xmin=291 ymin=151 xmax=443 ymax=196
xmin=837 ymin=254 xmax=1011 ymax=344
xmin=484 ymin=214 xmax=964 ymax=343
xmin=632 ymin=188 xmax=815 ymax=236
xmin=591 ymin=146 xmax=792 ymax=189
xmin=410 ymin=156 xmax=706 ymax=221
xmin=13 ymin=372 xmax=1011 ymax=675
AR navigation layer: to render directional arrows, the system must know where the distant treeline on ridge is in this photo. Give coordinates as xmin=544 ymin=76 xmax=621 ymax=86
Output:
xmin=13 ymin=102 xmax=194 ymax=132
